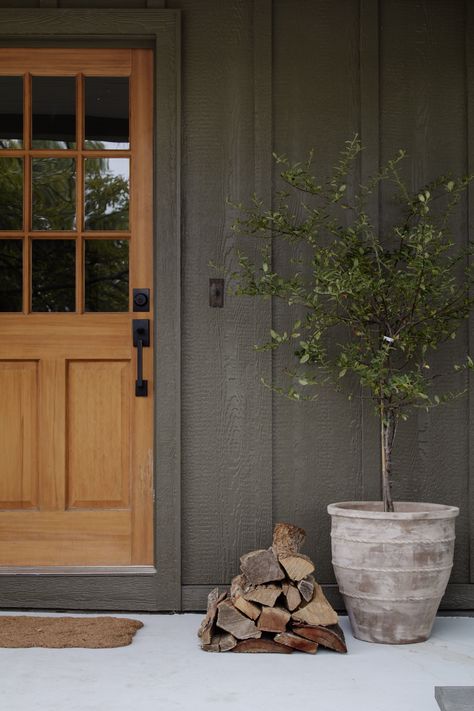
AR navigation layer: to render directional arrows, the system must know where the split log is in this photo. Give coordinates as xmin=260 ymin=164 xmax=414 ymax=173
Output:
xmin=297 ymin=575 xmax=315 ymax=602
xmin=230 ymin=575 xmax=260 ymax=621
xmin=240 ymin=548 xmax=285 ymax=585
xmin=257 ymin=605 xmax=291 ymax=633
xmin=202 ymin=632 xmax=237 ymax=652
xmin=272 ymin=522 xmax=306 ymax=558
xmin=274 ymin=632 xmax=318 ymax=654
xmin=282 ymin=582 xmax=301 ymax=612
xmin=198 ymin=587 xmax=228 ymax=645
xmin=232 ymin=638 xmax=293 ymax=654
xmin=244 ymin=583 xmax=281 ymax=608
xmin=279 ymin=553 xmax=315 ymax=582
xmin=292 ymin=623 xmax=347 ymax=653
xmin=216 ymin=599 xmax=262 ymax=640
xmin=291 ymin=584 xmax=338 ymax=627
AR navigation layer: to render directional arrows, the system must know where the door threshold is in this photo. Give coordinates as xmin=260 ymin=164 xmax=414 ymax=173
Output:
xmin=0 ymin=566 xmax=157 ymax=576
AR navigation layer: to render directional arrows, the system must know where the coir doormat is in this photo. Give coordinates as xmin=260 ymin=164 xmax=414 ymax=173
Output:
xmin=0 ymin=616 xmax=143 ymax=648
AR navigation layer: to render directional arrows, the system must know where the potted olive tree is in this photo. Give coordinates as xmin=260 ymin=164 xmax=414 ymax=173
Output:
xmin=229 ymin=137 xmax=473 ymax=644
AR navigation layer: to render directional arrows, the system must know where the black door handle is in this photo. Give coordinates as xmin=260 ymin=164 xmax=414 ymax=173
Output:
xmin=133 ymin=319 xmax=150 ymax=397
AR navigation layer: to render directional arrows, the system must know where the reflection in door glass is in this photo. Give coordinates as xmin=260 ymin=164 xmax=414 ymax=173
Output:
xmin=32 ymin=77 xmax=76 ymax=149
xmin=32 ymin=239 xmax=75 ymax=312
xmin=84 ymin=158 xmax=129 ymax=230
xmin=32 ymin=158 xmax=76 ymax=231
xmin=85 ymin=239 xmax=129 ymax=312
xmin=84 ymin=77 xmax=129 ymax=149
xmin=0 ymin=158 xmax=23 ymax=230
xmin=0 ymin=77 xmax=23 ymax=148
xmin=0 ymin=240 xmax=22 ymax=312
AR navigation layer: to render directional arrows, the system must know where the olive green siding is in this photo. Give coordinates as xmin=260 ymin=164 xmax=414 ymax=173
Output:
xmin=0 ymin=0 xmax=473 ymax=611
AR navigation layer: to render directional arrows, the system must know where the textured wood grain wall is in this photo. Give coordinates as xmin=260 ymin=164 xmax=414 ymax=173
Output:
xmin=0 ymin=0 xmax=472 ymax=610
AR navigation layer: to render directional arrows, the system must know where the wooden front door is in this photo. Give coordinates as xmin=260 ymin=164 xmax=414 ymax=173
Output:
xmin=0 ymin=49 xmax=154 ymax=568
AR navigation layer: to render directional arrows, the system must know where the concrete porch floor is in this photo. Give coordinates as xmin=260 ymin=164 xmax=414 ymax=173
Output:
xmin=0 ymin=612 xmax=472 ymax=711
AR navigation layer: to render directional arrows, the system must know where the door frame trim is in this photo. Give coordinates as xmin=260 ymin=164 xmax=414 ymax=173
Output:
xmin=0 ymin=9 xmax=182 ymax=611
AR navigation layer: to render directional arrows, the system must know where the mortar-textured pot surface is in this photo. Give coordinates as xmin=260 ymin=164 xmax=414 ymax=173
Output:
xmin=327 ymin=501 xmax=459 ymax=644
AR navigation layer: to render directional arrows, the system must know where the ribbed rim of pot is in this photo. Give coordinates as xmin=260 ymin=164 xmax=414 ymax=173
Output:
xmin=327 ymin=501 xmax=459 ymax=520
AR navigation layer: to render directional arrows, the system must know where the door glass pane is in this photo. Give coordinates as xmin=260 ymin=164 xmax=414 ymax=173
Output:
xmin=84 ymin=77 xmax=129 ymax=149
xmin=0 ymin=240 xmax=22 ymax=312
xmin=32 ymin=77 xmax=76 ymax=149
xmin=32 ymin=158 xmax=76 ymax=231
xmin=0 ymin=77 xmax=23 ymax=148
xmin=85 ymin=239 xmax=129 ymax=312
xmin=31 ymin=239 xmax=75 ymax=312
xmin=0 ymin=158 xmax=23 ymax=230
xmin=84 ymin=158 xmax=129 ymax=230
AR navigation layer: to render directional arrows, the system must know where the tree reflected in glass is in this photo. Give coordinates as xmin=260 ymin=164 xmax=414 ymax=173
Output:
xmin=85 ymin=239 xmax=129 ymax=312
xmin=0 ymin=158 xmax=23 ymax=230
xmin=0 ymin=239 xmax=22 ymax=311
xmin=85 ymin=156 xmax=129 ymax=230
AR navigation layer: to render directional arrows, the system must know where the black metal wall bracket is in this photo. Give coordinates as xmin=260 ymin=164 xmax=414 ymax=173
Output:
xmin=209 ymin=278 xmax=224 ymax=307
xmin=133 ymin=319 xmax=150 ymax=397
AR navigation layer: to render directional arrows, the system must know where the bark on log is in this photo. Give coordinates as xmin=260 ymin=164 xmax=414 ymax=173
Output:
xmin=257 ymin=605 xmax=291 ymax=633
xmin=274 ymin=632 xmax=318 ymax=654
xmin=243 ymin=583 xmax=282 ymax=607
xmin=232 ymin=638 xmax=293 ymax=654
xmin=291 ymin=584 xmax=338 ymax=626
xmin=279 ymin=554 xmax=315 ymax=581
xmin=240 ymin=548 xmax=285 ymax=585
xmin=272 ymin=522 xmax=306 ymax=558
xmin=198 ymin=587 xmax=227 ymax=645
xmin=230 ymin=575 xmax=260 ymax=620
xmin=216 ymin=599 xmax=262 ymax=640
xmin=202 ymin=631 xmax=237 ymax=652
xmin=292 ymin=623 xmax=347 ymax=653
xmin=297 ymin=575 xmax=315 ymax=602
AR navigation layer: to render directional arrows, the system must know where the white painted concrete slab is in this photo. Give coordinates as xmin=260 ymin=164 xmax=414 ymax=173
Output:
xmin=0 ymin=612 xmax=472 ymax=711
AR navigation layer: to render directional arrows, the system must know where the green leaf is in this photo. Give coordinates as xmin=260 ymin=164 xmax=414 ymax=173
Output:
xmin=300 ymin=354 xmax=310 ymax=364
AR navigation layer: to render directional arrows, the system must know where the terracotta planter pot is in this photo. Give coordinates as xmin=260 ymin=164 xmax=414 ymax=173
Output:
xmin=327 ymin=501 xmax=459 ymax=644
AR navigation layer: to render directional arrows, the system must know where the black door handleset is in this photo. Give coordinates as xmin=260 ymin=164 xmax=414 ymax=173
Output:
xmin=133 ymin=319 xmax=150 ymax=397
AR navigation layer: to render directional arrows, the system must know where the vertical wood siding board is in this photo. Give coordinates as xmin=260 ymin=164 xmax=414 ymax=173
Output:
xmin=380 ymin=0 xmax=469 ymax=581
xmin=272 ymin=0 xmax=361 ymax=583
xmin=252 ymin=0 xmax=273 ymax=548
xmin=177 ymin=0 xmax=267 ymax=584
xmin=153 ymin=14 xmax=182 ymax=608
xmin=467 ymin=0 xmax=474 ymax=584
xmin=359 ymin=0 xmax=381 ymax=501
xmin=0 ymin=9 xmax=181 ymax=610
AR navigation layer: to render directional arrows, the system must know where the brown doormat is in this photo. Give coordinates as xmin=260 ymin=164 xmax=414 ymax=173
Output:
xmin=0 ymin=616 xmax=143 ymax=648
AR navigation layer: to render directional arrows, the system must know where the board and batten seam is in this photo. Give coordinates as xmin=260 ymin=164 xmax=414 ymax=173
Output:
xmin=359 ymin=0 xmax=381 ymax=501
xmin=466 ymin=0 xmax=474 ymax=585
xmin=252 ymin=0 xmax=273 ymax=548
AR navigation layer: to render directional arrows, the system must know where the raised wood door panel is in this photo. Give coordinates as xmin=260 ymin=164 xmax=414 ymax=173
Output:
xmin=0 ymin=48 xmax=154 ymax=568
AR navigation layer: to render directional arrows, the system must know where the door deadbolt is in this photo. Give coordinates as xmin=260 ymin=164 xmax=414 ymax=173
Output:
xmin=133 ymin=288 xmax=150 ymax=312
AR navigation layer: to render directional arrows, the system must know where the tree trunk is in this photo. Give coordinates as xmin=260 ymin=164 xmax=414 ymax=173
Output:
xmin=380 ymin=402 xmax=396 ymax=513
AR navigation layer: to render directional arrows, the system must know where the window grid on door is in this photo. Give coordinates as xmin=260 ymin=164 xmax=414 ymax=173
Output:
xmin=0 ymin=72 xmax=131 ymax=314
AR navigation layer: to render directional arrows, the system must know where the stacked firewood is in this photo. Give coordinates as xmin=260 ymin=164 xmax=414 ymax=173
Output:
xmin=198 ymin=523 xmax=347 ymax=654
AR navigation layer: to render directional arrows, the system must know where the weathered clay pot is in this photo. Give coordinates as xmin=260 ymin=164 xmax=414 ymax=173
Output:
xmin=327 ymin=501 xmax=459 ymax=644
